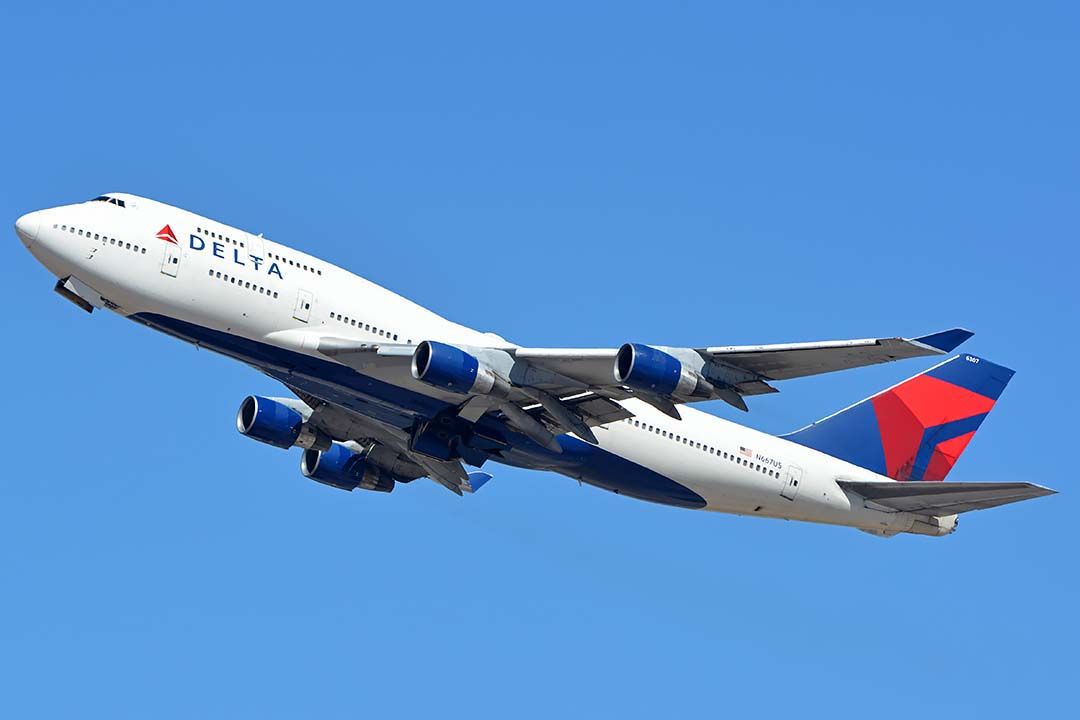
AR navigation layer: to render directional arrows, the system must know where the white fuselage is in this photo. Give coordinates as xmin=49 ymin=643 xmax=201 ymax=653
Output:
xmin=16 ymin=193 xmax=950 ymax=537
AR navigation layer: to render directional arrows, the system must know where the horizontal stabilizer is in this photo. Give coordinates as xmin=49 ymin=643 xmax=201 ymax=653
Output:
xmin=464 ymin=471 xmax=493 ymax=493
xmin=838 ymin=480 xmax=1056 ymax=515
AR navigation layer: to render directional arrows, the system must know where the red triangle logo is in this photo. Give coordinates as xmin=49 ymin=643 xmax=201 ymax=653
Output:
xmin=156 ymin=224 xmax=178 ymax=244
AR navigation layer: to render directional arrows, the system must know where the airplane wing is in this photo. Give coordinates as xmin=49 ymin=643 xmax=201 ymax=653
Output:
xmin=511 ymin=327 xmax=973 ymax=414
xmin=312 ymin=328 xmax=972 ymax=441
xmin=838 ymin=480 xmax=1057 ymax=515
xmin=697 ymin=328 xmax=975 ymax=384
xmin=286 ymin=385 xmax=481 ymax=496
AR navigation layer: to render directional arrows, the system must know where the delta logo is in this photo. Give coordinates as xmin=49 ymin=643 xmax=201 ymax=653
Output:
xmin=156 ymin=225 xmax=178 ymax=244
xmin=150 ymin=224 xmax=285 ymax=279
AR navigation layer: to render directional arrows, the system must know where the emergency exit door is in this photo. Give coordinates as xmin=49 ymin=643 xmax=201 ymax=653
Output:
xmin=780 ymin=465 xmax=803 ymax=501
xmin=161 ymin=242 xmax=180 ymax=277
xmin=293 ymin=289 xmax=314 ymax=322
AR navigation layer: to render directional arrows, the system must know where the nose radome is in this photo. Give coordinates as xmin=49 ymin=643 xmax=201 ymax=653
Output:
xmin=15 ymin=211 xmax=42 ymax=246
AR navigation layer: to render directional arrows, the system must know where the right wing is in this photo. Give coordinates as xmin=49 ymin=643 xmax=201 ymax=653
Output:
xmin=308 ymin=328 xmax=973 ymax=449
xmin=512 ymin=327 xmax=973 ymax=415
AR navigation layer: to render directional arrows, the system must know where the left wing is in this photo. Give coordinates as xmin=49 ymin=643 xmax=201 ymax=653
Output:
xmin=286 ymin=386 xmax=494 ymax=496
xmin=271 ymin=329 xmax=973 ymax=497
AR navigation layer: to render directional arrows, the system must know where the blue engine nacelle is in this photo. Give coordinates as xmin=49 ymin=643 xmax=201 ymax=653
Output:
xmin=614 ymin=344 xmax=712 ymax=398
xmin=300 ymin=443 xmax=396 ymax=493
xmin=411 ymin=340 xmax=505 ymax=395
xmin=236 ymin=396 xmax=331 ymax=450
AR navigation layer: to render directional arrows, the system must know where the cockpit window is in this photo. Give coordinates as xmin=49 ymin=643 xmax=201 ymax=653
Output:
xmin=91 ymin=195 xmax=126 ymax=207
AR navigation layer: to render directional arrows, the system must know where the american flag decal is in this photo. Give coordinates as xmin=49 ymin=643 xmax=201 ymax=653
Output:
xmin=739 ymin=446 xmax=752 ymax=458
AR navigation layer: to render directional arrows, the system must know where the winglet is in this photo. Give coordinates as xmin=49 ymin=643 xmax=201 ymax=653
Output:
xmin=464 ymin=471 xmax=493 ymax=493
xmin=913 ymin=328 xmax=975 ymax=353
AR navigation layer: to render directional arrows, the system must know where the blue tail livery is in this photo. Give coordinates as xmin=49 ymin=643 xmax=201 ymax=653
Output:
xmin=783 ymin=355 xmax=1014 ymax=481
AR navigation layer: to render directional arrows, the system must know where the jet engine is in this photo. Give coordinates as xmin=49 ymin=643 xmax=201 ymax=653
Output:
xmin=236 ymin=396 xmax=331 ymax=450
xmin=411 ymin=340 xmax=509 ymax=396
xmin=614 ymin=343 xmax=714 ymax=399
xmin=300 ymin=443 xmax=396 ymax=493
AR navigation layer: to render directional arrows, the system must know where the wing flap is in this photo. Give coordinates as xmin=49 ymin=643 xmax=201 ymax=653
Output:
xmin=838 ymin=480 xmax=1056 ymax=515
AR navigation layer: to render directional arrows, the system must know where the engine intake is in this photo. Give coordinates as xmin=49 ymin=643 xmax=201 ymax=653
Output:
xmin=411 ymin=340 xmax=506 ymax=395
xmin=236 ymin=396 xmax=331 ymax=450
xmin=614 ymin=344 xmax=713 ymax=399
xmin=300 ymin=443 xmax=395 ymax=493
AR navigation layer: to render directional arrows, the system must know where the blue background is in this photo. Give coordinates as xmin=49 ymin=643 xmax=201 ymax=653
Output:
xmin=1 ymin=2 xmax=1075 ymax=717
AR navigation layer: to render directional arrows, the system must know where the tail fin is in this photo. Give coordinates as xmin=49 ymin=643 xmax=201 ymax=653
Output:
xmin=783 ymin=355 xmax=1014 ymax=481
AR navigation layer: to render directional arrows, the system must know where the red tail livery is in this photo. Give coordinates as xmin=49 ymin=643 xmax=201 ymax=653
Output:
xmin=784 ymin=355 xmax=1014 ymax=481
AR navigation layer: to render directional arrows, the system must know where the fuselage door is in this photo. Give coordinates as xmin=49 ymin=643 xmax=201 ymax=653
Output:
xmin=781 ymin=465 xmax=803 ymax=501
xmin=161 ymin=241 xmax=180 ymax=277
xmin=293 ymin=288 xmax=314 ymax=322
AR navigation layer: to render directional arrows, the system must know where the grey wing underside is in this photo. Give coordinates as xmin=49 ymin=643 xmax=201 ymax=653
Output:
xmin=272 ymin=328 xmax=975 ymax=496
xmin=286 ymin=385 xmax=480 ymax=495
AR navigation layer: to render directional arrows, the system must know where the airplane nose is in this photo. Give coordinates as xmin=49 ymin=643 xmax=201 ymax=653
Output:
xmin=15 ymin=211 xmax=41 ymax=247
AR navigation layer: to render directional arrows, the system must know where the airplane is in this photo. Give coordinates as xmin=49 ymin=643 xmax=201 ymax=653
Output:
xmin=14 ymin=193 xmax=1055 ymax=537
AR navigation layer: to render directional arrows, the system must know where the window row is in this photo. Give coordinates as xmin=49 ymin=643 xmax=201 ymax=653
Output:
xmin=197 ymin=226 xmax=245 ymax=249
xmin=269 ymin=251 xmax=322 ymax=276
xmin=624 ymin=418 xmax=782 ymax=479
xmin=57 ymin=223 xmax=146 ymax=255
xmin=208 ymin=269 xmax=280 ymax=298
xmin=328 ymin=312 xmax=403 ymax=342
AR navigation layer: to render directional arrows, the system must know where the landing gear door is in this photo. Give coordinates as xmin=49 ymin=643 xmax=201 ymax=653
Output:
xmin=781 ymin=465 xmax=803 ymax=501
xmin=161 ymin=242 xmax=180 ymax=277
xmin=293 ymin=289 xmax=314 ymax=322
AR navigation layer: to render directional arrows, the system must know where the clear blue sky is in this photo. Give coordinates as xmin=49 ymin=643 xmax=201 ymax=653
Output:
xmin=1 ymin=2 xmax=1075 ymax=717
